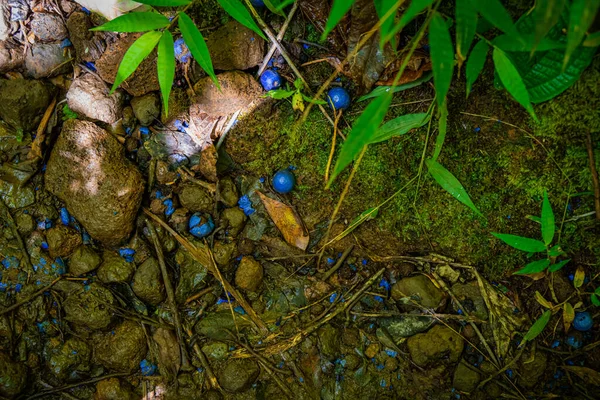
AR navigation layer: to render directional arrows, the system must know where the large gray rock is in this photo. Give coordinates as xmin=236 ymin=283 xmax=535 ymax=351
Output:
xmin=0 ymin=4 xmax=9 ymax=42
xmin=72 ymin=0 xmax=142 ymax=20
xmin=391 ymin=275 xmax=445 ymax=309
xmin=0 ymin=79 xmax=55 ymax=131
xmin=206 ymin=21 xmax=265 ymax=71
xmin=131 ymin=93 xmax=160 ymax=126
xmin=31 ymin=13 xmax=68 ymax=41
xmin=24 ymin=42 xmax=71 ymax=78
xmin=45 ymin=120 xmax=144 ymax=245
xmin=67 ymin=73 xmax=125 ymax=124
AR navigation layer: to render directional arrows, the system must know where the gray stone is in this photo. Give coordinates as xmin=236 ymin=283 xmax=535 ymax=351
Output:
xmin=131 ymin=93 xmax=160 ymax=126
xmin=235 ymin=256 xmax=263 ymax=292
xmin=94 ymin=320 xmax=147 ymax=372
xmin=218 ymin=177 xmax=239 ymax=208
xmin=67 ymin=11 xmax=105 ymax=63
xmin=220 ymin=207 xmax=246 ymax=237
xmin=44 ymin=337 xmax=91 ymax=380
xmin=202 ymin=342 xmax=229 ymax=360
xmin=451 ymin=281 xmax=489 ymax=321
xmin=63 ymin=283 xmax=114 ymax=329
xmin=0 ymin=78 xmax=55 ymax=131
xmin=67 ymin=73 xmax=125 ymax=124
xmin=391 ymin=275 xmax=444 ymax=309
xmin=219 ymin=359 xmax=260 ymax=393
xmin=378 ymin=315 xmax=434 ymax=341
xmin=195 ymin=310 xmax=252 ymax=341
xmin=318 ymin=324 xmax=340 ymax=361
xmin=46 ymin=225 xmax=82 ymax=259
xmin=93 ymin=378 xmax=136 ymax=400
xmin=24 ymin=43 xmax=71 ymax=78
xmin=178 ymin=185 xmax=213 ymax=213
xmin=45 ymin=120 xmax=144 ymax=245
xmin=72 ymin=0 xmax=141 ymax=20
xmin=0 ymin=352 xmax=27 ymax=398
xmin=0 ymin=45 xmax=24 ymax=73
xmin=0 ymin=4 xmax=8 ymax=42
xmin=132 ymin=257 xmax=165 ymax=306
xmin=453 ymin=360 xmax=481 ymax=393
xmin=206 ymin=21 xmax=265 ymax=71
xmin=437 ymin=264 xmax=460 ymax=283
xmin=213 ymin=240 xmax=236 ymax=267
xmin=15 ymin=213 xmax=35 ymax=236
xmin=97 ymin=251 xmax=135 ymax=284
xmin=31 ymin=13 xmax=67 ymax=41
xmin=69 ymin=245 xmax=102 ymax=276
xmin=407 ymin=325 xmax=464 ymax=367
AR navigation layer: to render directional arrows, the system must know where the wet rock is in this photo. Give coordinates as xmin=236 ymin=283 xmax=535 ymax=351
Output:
xmin=67 ymin=11 xmax=105 ymax=62
xmin=63 ymin=283 xmax=115 ymax=330
xmin=518 ymin=350 xmax=547 ymax=389
xmin=202 ymin=342 xmax=229 ymax=360
xmin=196 ymin=311 xmax=252 ymax=341
xmin=44 ymin=337 xmax=91 ymax=380
xmin=318 ymin=324 xmax=340 ymax=360
xmin=175 ymin=245 xmax=208 ymax=303
xmin=0 ymin=78 xmax=55 ymax=131
xmin=153 ymin=328 xmax=180 ymax=381
xmin=97 ymin=251 xmax=135 ymax=284
xmin=220 ymin=207 xmax=247 ymax=237
xmin=206 ymin=21 xmax=265 ymax=70
xmin=196 ymin=144 xmax=218 ymax=182
xmin=451 ymin=281 xmax=488 ymax=321
xmin=0 ymin=352 xmax=27 ymax=398
xmin=0 ymin=181 xmax=35 ymax=209
xmin=15 ymin=213 xmax=35 ymax=236
xmin=31 ymin=13 xmax=67 ymax=41
xmin=24 ymin=42 xmax=71 ymax=78
xmin=219 ymin=359 xmax=260 ymax=393
xmin=0 ymin=45 xmax=24 ymax=73
xmin=178 ymin=185 xmax=213 ymax=213
xmin=155 ymin=161 xmax=178 ymax=185
xmin=132 ymin=257 xmax=165 ymax=306
xmin=46 ymin=225 xmax=82 ymax=259
xmin=437 ymin=264 xmax=460 ymax=283
xmin=344 ymin=354 xmax=361 ymax=371
xmin=45 ymin=120 xmax=144 ymax=245
xmin=235 ymin=256 xmax=263 ymax=292
xmin=219 ymin=177 xmax=239 ymax=207
xmin=391 ymin=275 xmax=444 ymax=309
xmin=96 ymin=33 xmax=160 ymax=96
xmin=94 ymin=320 xmax=147 ymax=372
xmin=93 ymin=378 xmax=136 ymax=400
xmin=453 ymin=360 xmax=480 ymax=392
xmin=378 ymin=315 xmax=434 ymax=341
xmin=213 ymin=240 xmax=236 ymax=267
xmin=131 ymin=93 xmax=160 ymax=126
xmin=69 ymin=245 xmax=102 ymax=276
xmin=67 ymin=73 xmax=125 ymax=124
xmin=407 ymin=325 xmax=464 ymax=367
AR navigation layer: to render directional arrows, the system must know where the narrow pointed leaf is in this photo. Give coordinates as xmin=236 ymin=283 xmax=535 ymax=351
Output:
xmin=179 ymin=12 xmax=220 ymax=88
xmin=157 ymin=31 xmax=175 ymax=117
xmin=90 ymin=12 xmax=170 ymax=32
xmin=266 ymin=89 xmax=295 ymax=99
xmin=217 ymin=0 xmax=267 ymax=41
xmin=432 ymin=100 xmax=447 ymax=161
xmin=135 ymin=0 xmax=192 ymax=5
xmin=322 ymin=0 xmax=356 ymax=41
xmin=465 ymin=40 xmax=488 ymax=97
xmin=455 ymin=0 xmax=477 ymax=66
xmin=383 ymin=0 xmax=435 ymax=45
xmin=370 ymin=112 xmax=430 ymax=144
xmin=541 ymin=191 xmax=555 ymax=245
xmin=491 ymin=233 xmax=547 ymax=252
xmin=492 ymin=47 xmax=537 ymax=121
xmin=522 ymin=310 xmax=551 ymax=344
xmin=471 ymin=0 xmax=520 ymax=38
xmin=535 ymin=291 xmax=554 ymax=309
xmin=357 ymin=71 xmax=433 ymax=101
xmin=327 ymin=93 xmax=392 ymax=186
xmin=563 ymin=302 xmax=575 ymax=332
xmin=548 ymin=259 xmax=570 ymax=272
xmin=532 ymin=0 xmax=565 ymax=54
xmin=111 ymin=30 xmax=162 ymax=93
xmin=514 ymin=258 xmax=550 ymax=275
xmin=426 ymin=159 xmax=482 ymax=216
xmin=429 ymin=13 xmax=454 ymax=107
xmin=583 ymin=31 xmax=600 ymax=46
xmin=564 ymin=0 xmax=600 ymax=68
xmin=375 ymin=0 xmax=398 ymax=49
xmin=263 ymin=0 xmax=286 ymax=16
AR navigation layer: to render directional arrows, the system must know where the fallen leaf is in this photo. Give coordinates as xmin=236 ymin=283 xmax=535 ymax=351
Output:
xmin=563 ymin=303 xmax=574 ymax=333
xmin=152 ymin=328 xmax=181 ymax=381
xmin=574 ymin=266 xmax=585 ymax=289
xmin=535 ymin=290 xmax=553 ymax=309
xmin=376 ymin=50 xmax=433 ymax=86
xmin=258 ymin=192 xmax=309 ymax=250
xmin=562 ymin=366 xmax=600 ymax=386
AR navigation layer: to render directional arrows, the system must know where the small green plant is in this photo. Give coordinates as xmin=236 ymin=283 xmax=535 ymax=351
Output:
xmin=492 ymin=191 xmax=571 ymax=275
xmin=62 ymin=104 xmax=78 ymax=121
xmin=265 ymin=79 xmax=327 ymax=112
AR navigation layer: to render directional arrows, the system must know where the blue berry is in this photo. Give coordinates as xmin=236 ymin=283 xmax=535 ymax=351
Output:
xmin=59 ymin=207 xmax=70 ymax=226
xmin=566 ymin=335 xmax=583 ymax=349
xmin=250 ymin=0 xmax=265 ymax=7
xmin=327 ymin=87 xmax=351 ymax=110
xmin=260 ymin=70 xmax=281 ymax=91
xmin=573 ymin=312 xmax=593 ymax=332
xmin=272 ymin=169 xmax=295 ymax=194
xmin=174 ymin=38 xmax=192 ymax=63
xmin=140 ymin=359 xmax=157 ymax=376
xmin=189 ymin=213 xmax=215 ymax=239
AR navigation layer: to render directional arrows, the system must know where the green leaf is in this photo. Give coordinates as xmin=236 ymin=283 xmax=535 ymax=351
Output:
xmin=583 ymin=31 xmax=600 ymax=46
xmin=541 ymin=191 xmax=555 ymax=245
xmin=492 ymin=47 xmax=537 ymax=121
xmin=370 ymin=112 xmax=430 ymax=144
xmin=335 ymin=207 xmax=380 ymax=242
xmin=429 ymin=13 xmax=454 ymax=107
xmin=179 ymin=12 xmax=220 ymax=88
xmin=266 ymin=89 xmax=295 ymax=99
xmin=549 ymin=259 xmax=571 ymax=272
xmin=565 ymin=0 xmax=600 ymax=68
xmin=322 ymin=0 xmax=356 ymax=41
xmin=491 ymin=233 xmax=547 ymax=252
xmin=357 ymin=72 xmax=433 ymax=102
xmin=522 ymin=310 xmax=552 ymax=344
xmin=292 ymin=92 xmax=304 ymax=111
xmin=547 ymin=244 xmax=565 ymax=257
xmin=431 ymin=100 xmax=447 ymax=162
xmin=466 ymin=40 xmax=488 ymax=97
xmin=111 ymin=30 xmax=162 ymax=93
xmin=532 ymin=0 xmax=566 ymax=54
xmin=157 ymin=31 xmax=175 ymax=117
xmin=426 ymin=159 xmax=482 ymax=216
xmin=471 ymin=0 xmax=520 ymax=38
xmin=591 ymin=293 xmax=600 ymax=307
xmin=382 ymin=0 xmax=435 ymax=45
xmin=135 ymin=0 xmax=192 ymax=5
xmin=375 ymin=0 xmax=398 ymax=49
xmin=455 ymin=0 xmax=477 ymax=66
xmin=493 ymin=34 xmax=566 ymax=52
xmin=217 ymin=0 xmax=267 ymax=41
xmin=327 ymin=93 xmax=392 ymax=187
xmin=300 ymin=93 xmax=327 ymax=105
xmin=90 ymin=12 xmax=170 ymax=32
xmin=263 ymin=0 xmax=286 ymax=16
xmin=514 ymin=258 xmax=551 ymax=275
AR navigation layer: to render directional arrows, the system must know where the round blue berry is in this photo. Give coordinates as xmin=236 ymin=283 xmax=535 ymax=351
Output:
xmin=272 ymin=169 xmax=295 ymax=194
xmin=189 ymin=213 xmax=215 ymax=239
xmin=327 ymin=87 xmax=351 ymax=110
xmin=260 ymin=70 xmax=281 ymax=91
xmin=573 ymin=311 xmax=593 ymax=332
xmin=250 ymin=0 xmax=265 ymax=7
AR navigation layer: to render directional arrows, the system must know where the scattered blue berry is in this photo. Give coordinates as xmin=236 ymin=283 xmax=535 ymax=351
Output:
xmin=140 ymin=127 xmax=150 ymax=135
xmin=140 ymin=359 xmax=157 ymax=376
xmin=60 ymin=38 xmax=72 ymax=48
xmin=272 ymin=169 xmax=295 ymax=194
xmin=327 ymin=87 xmax=351 ymax=110
xmin=250 ymin=0 xmax=265 ymax=7
xmin=83 ymin=61 xmax=96 ymax=72
xmin=59 ymin=207 xmax=71 ymax=226
xmin=238 ymin=195 xmax=256 ymax=216
xmin=174 ymin=38 xmax=192 ymax=63
xmin=573 ymin=312 xmax=593 ymax=332
xmin=189 ymin=213 xmax=215 ymax=239
xmin=260 ymin=69 xmax=281 ymax=91
xmin=163 ymin=199 xmax=175 ymax=217
xmin=566 ymin=335 xmax=583 ymax=349
xmin=119 ymin=248 xmax=136 ymax=263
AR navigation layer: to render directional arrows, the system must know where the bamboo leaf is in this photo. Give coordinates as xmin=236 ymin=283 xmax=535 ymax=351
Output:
xmin=541 ymin=191 xmax=555 ymax=245
xmin=426 ymin=159 xmax=482 ymax=216
xmin=591 ymin=288 xmax=600 ymax=306
xmin=535 ymin=290 xmax=554 ymax=309
xmin=429 ymin=13 xmax=454 ymax=107
xmin=532 ymin=0 xmax=566 ymax=54
xmin=217 ymin=0 xmax=267 ymax=41
xmin=466 ymin=40 xmax=488 ymax=97
xmin=583 ymin=31 xmax=600 ymax=46
xmin=322 ymin=0 xmax=356 ymax=41
xmin=565 ymin=0 xmax=600 ymax=68
xmin=266 ymin=89 xmax=295 ymax=99
xmin=471 ymin=0 xmax=521 ymax=39
xmin=331 ymin=207 xmax=380 ymax=244
xmin=157 ymin=31 xmax=175 ymax=117
xmin=179 ymin=12 xmax=220 ymax=88
xmin=383 ymin=0 xmax=435 ymax=45
xmin=263 ymin=0 xmax=286 ymax=16
xmin=111 ymin=30 xmax=162 ymax=93
xmin=370 ymin=112 xmax=430 ymax=144
xmin=563 ymin=302 xmax=575 ymax=332
xmin=455 ymin=0 xmax=478 ymax=66
xmin=327 ymin=93 xmax=392 ymax=187
xmin=432 ymin=100 xmax=447 ymax=161
xmin=135 ymin=0 xmax=192 ymax=5
xmin=492 ymin=47 xmax=537 ymax=121
xmin=548 ymin=259 xmax=570 ymax=272
xmin=514 ymin=258 xmax=550 ymax=275
xmin=375 ymin=0 xmax=399 ymax=49
xmin=492 ymin=233 xmax=547 ymax=252
xmin=357 ymin=72 xmax=433 ymax=101
xmin=522 ymin=310 xmax=551 ymax=344
xmin=301 ymin=93 xmax=327 ymax=105
xmin=90 ymin=12 xmax=170 ymax=32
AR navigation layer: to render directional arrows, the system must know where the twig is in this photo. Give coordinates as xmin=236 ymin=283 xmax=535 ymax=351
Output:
xmin=256 ymin=2 xmax=298 ymax=77
xmin=0 ymin=199 xmax=34 ymax=274
xmin=146 ymin=220 xmax=191 ymax=370
xmin=320 ymin=244 xmax=354 ymax=281
xmin=26 ymin=373 xmax=130 ymax=399
xmin=325 ymin=110 xmax=342 ymax=182
xmin=178 ymin=166 xmax=216 ymax=193
xmin=585 ymin=131 xmax=600 ymax=220
xmin=350 ymin=311 xmax=486 ymax=323
xmin=294 ymin=38 xmax=329 ymax=51
xmin=0 ymin=277 xmax=61 ymax=316
xmin=184 ymin=326 xmax=221 ymax=391
xmin=29 ymin=96 xmax=57 ymax=160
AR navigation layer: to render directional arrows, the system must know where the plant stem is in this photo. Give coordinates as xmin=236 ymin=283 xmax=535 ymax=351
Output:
xmin=256 ymin=2 xmax=298 ymax=77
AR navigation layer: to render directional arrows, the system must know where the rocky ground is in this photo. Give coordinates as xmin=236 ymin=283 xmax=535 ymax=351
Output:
xmin=0 ymin=0 xmax=599 ymax=399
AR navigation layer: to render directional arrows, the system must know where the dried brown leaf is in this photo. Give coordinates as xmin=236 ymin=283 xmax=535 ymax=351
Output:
xmin=562 ymin=366 xmax=600 ymax=386
xmin=152 ymin=327 xmax=181 ymax=381
xmin=258 ymin=192 xmax=309 ymax=250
